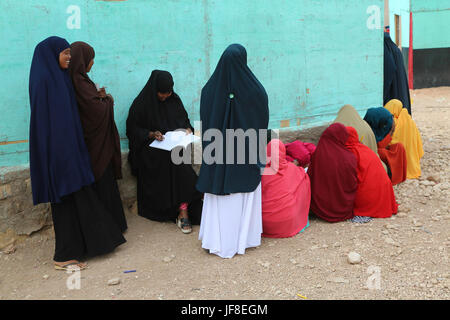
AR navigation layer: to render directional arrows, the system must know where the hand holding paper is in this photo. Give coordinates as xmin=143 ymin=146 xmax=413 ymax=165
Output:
xmin=149 ymin=130 xmax=200 ymax=151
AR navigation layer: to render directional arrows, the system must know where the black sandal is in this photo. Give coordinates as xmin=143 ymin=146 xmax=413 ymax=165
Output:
xmin=176 ymin=217 xmax=192 ymax=234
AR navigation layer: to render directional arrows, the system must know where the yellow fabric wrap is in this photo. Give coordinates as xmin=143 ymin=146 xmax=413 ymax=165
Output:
xmin=385 ymin=99 xmax=424 ymax=179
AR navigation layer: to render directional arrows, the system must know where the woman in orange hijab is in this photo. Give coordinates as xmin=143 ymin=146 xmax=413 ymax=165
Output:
xmin=345 ymin=127 xmax=398 ymax=218
xmin=385 ymin=99 xmax=424 ymax=179
xmin=364 ymin=107 xmax=407 ymax=185
xmin=261 ymin=139 xmax=310 ymax=238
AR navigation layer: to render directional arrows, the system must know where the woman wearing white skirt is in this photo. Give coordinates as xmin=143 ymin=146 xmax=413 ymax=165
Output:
xmin=199 ymin=184 xmax=262 ymax=258
xmin=196 ymin=44 xmax=269 ymax=258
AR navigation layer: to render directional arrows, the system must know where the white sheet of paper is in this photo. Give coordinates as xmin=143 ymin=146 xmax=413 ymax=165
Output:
xmin=149 ymin=131 xmax=200 ymax=151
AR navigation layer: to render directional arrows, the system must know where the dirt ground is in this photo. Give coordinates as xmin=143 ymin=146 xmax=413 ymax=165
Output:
xmin=0 ymin=87 xmax=449 ymax=300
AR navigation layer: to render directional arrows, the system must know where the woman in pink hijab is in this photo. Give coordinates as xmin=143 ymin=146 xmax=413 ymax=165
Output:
xmin=284 ymin=140 xmax=316 ymax=167
xmin=261 ymin=139 xmax=311 ymax=238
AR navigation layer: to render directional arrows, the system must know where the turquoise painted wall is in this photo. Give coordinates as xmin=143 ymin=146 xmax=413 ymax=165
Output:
xmin=389 ymin=0 xmax=410 ymax=48
xmin=388 ymin=0 xmax=450 ymax=49
xmin=411 ymin=0 xmax=450 ymax=12
xmin=412 ymin=0 xmax=450 ymax=49
xmin=0 ymin=0 xmax=384 ymax=168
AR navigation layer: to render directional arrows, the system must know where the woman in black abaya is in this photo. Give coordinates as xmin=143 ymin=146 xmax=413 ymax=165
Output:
xmin=384 ymin=32 xmax=412 ymax=115
xmin=29 ymin=37 xmax=126 ymax=271
xmin=68 ymin=41 xmax=127 ymax=233
xmin=126 ymin=70 xmax=202 ymax=233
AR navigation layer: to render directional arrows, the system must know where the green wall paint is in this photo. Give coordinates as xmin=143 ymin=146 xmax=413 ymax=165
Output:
xmin=411 ymin=0 xmax=450 ymax=12
xmin=413 ymin=9 xmax=450 ymax=49
xmin=411 ymin=0 xmax=450 ymax=49
xmin=388 ymin=0 xmax=450 ymax=49
xmin=388 ymin=0 xmax=410 ymax=48
xmin=0 ymin=0 xmax=384 ymax=167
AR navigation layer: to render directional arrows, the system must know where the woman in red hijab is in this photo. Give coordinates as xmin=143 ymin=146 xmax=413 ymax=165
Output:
xmin=308 ymin=123 xmax=358 ymax=222
xmin=345 ymin=127 xmax=398 ymax=218
xmin=261 ymin=139 xmax=310 ymax=238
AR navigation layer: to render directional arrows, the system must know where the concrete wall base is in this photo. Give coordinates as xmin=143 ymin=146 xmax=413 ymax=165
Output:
xmin=0 ymin=125 xmax=328 ymax=249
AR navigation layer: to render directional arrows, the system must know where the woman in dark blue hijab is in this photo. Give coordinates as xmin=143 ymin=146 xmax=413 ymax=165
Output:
xmin=363 ymin=107 xmax=394 ymax=143
xmin=29 ymin=37 xmax=94 ymax=204
xmin=197 ymin=44 xmax=269 ymax=258
xmin=29 ymin=37 xmax=125 ymax=270
xmin=196 ymin=44 xmax=269 ymax=195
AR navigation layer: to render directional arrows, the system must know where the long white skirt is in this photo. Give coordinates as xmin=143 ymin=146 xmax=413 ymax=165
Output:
xmin=199 ymin=183 xmax=262 ymax=259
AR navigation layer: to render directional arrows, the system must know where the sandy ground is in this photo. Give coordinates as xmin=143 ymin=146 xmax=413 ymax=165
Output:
xmin=0 ymin=87 xmax=449 ymax=300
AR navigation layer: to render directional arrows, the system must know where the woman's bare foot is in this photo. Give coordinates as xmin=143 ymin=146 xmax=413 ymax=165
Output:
xmin=54 ymin=260 xmax=88 ymax=270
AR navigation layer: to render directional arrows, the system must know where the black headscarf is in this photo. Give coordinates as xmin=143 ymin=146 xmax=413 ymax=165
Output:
xmin=384 ymin=32 xmax=412 ymax=115
xmin=156 ymin=72 xmax=174 ymax=93
xmin=196 ymin=44 xmax=269 ymax=195
xmin=126 ymin=70 xmax=193 ymax=176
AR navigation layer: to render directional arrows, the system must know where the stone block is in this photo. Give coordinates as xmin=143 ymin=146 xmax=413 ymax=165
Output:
xmin=0 ymin=184 xmax=12 ymax=200
xmin=0 ymin=124 xmax=327 ymax=241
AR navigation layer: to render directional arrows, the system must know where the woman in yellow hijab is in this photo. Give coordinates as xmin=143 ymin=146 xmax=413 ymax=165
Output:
xmin=384 ymin=99 xmax=424 ymax=179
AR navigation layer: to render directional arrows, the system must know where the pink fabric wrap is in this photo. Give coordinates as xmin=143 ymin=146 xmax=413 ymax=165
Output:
xmin=179 ymin=203 xmax=188 ymax=210
xmin=261 ymin=139 xmax=311 ymax=238
xmin=285 ymin=140 xmax=316 ymax=167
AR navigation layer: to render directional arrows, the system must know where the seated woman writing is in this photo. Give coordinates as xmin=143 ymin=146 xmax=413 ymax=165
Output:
xmin=261 ymin=139 xmax=310 ymax=238
xmin=345 ymin=126 xmax=398 ymax=219
xmin=364 ymin=107 xmax=407 ymax=185
xmin=126 ymin=70 xmax=202 ymax=233
xmin=384 ymin=99 xmax=424 ymax=179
